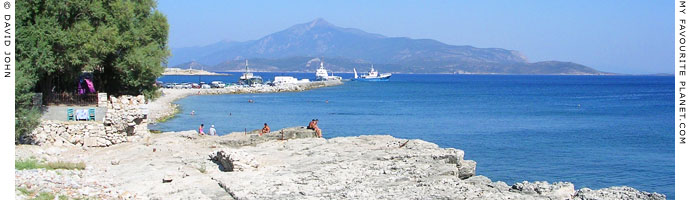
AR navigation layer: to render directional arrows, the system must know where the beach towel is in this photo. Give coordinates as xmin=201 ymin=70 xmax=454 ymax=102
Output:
xmin=85 ymin=79 xmax=95 ymax=93
xmin=76 ymin=109 xmax=89 ymax=120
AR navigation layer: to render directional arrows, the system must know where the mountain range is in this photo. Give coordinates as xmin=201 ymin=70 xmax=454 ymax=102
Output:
xmin=169 ymin=18 xmax=607 ymax=75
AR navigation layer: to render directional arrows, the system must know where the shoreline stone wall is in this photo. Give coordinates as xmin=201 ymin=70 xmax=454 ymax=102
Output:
xmin=105 ymin=95 xmax=148 ymax=136
xmin=149 ymin=80 xmax=343 ymax=122
xmin=21 ymin=95 xmax=149 ymax=147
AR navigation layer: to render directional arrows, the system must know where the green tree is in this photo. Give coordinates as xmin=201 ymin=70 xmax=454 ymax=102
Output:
xmin=16 ymin=0 xmax=170 ymax=141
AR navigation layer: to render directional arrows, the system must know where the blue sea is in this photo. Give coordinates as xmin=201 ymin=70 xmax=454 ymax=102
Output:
xmin=153 ymin=73 xmax=674 ymax=199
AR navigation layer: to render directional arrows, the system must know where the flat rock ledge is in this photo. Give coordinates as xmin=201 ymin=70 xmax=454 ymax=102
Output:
xmin=15 ymin=127 xmax=666 ymax=200
xmin=207 ymin=135 xmax=664 ymax=200
xmin=215 ymin=126 xmax=323 ymax=147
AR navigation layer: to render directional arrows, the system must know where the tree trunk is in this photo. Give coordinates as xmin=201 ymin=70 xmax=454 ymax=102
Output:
xmin=39 ymin=74 xmax=53 ymax=105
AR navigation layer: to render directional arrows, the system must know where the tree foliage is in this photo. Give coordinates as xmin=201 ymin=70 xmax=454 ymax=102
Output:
xmin=16 ymin=0 xmax=170 ymax=140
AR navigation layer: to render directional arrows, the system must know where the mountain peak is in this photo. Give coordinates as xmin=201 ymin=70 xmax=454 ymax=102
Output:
xmin=169 ymin=19 xmax=602 ymax=75
xmin=308 ymin=18 xmax=333 ymax=28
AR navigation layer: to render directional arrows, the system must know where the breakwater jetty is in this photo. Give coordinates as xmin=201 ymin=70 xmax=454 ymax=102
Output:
xmin=148 ymin=80 xmax=343 ymax=122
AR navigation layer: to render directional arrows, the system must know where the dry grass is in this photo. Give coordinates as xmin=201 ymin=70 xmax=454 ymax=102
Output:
xmin=43 ymin=161 xmax=86 ymax=170
xmin=15 ymin=159 xmax=85 ymax=170
xmin=16 ymin=187 xmax=69 ymax=200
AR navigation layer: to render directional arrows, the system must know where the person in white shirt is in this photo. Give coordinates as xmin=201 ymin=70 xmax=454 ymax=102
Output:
xmin=209 ymin=125 xmax=217 ymax=136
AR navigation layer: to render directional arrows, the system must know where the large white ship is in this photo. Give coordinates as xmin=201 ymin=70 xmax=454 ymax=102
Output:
xmin=315 ymin=61 xmax=342 ymax=81
xmin=353 ymin=65 xmax=391 ymax=81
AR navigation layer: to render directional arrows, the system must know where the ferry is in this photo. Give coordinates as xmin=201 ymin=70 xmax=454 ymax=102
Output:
xmin=353 ymin=65 xmax=392 ymax=81
xmin=315 ymin=61 xmax=342 ymax=81
xmin=239 ymin=60 xmax=263 ymax=85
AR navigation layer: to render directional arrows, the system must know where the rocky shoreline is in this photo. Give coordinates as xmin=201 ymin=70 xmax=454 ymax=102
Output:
xmin=16 ymin=80 xmax=666 ymax=199
xmin=15 ymin=127 xmax=666 ymax=199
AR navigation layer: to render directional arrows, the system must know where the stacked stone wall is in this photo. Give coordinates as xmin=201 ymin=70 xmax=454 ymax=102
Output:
xmin=21 ymin=95 xmax=149 ymax=147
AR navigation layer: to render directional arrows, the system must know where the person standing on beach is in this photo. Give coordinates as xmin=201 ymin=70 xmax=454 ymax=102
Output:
xmin=209 ymin=125 xmax=217 ymax=136
xmin=261 ymin=123 xmax=270 ymax=136
xmin=198 ymin=124 xmax=205 ymax=135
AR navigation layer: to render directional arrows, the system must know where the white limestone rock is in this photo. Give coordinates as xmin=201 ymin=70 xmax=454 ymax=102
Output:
xmin=574 ymin=186 xmax=666 ymax=200
xmin=510 ymin=181 xmax=576 ymax=199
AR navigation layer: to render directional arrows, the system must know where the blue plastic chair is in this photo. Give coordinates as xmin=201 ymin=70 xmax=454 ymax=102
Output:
xmin=67 ymin=108 xmax=74 ymax=121
xmin=88 ymin=108 xmax=96 ymax=121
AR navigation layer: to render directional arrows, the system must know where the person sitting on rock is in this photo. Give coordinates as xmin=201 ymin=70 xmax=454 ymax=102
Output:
xmin=261 ymin=123 xmax=270 ymax=136
xmin=313 ymin=119 xmax=322 ymax=138
xmin=209 ymin=125 xmax=217 ymax=136
xmin=198 ymin=124 xmax=205 ymax=135
xmin=307 ymin=119 xmax=316 ymax=130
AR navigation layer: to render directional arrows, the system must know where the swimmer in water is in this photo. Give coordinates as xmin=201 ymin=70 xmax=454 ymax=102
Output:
xmin=191 ymin=110 xmax=195 ymax=115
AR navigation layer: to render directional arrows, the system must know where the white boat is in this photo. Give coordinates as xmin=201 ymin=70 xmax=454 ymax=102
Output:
xmin=274 ymin=76 xmax=310 ymax=85
xmin=353 ymin=65 xmax=391 ymax=81
xmin=315 ymin=60 xmax=342 ymax=81
xmin=239 ymin=60 xmax=263 ymax=85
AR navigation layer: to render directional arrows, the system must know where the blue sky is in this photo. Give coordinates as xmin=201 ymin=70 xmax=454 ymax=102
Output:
xmin=157 ymin=1 xmax=671 ymax=74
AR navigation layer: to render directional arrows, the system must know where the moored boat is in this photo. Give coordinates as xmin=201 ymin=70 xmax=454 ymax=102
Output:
xmin=315 ymin=60 xmax=342 ymax=81
xmin=239 ymin=60 xmax=263 ymax=85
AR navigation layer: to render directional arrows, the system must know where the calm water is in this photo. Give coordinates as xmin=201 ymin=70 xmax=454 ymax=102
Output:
xmin=153 ymin=74 xmax=674 ymax=199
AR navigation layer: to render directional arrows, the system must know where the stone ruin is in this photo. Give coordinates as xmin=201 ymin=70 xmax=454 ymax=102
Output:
xmin=20 ymin=95 xmax=149 ymax=147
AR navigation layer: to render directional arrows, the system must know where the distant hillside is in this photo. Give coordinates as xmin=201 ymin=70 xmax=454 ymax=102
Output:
xmin=170 ymin=18 xmax=607 ymax=75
